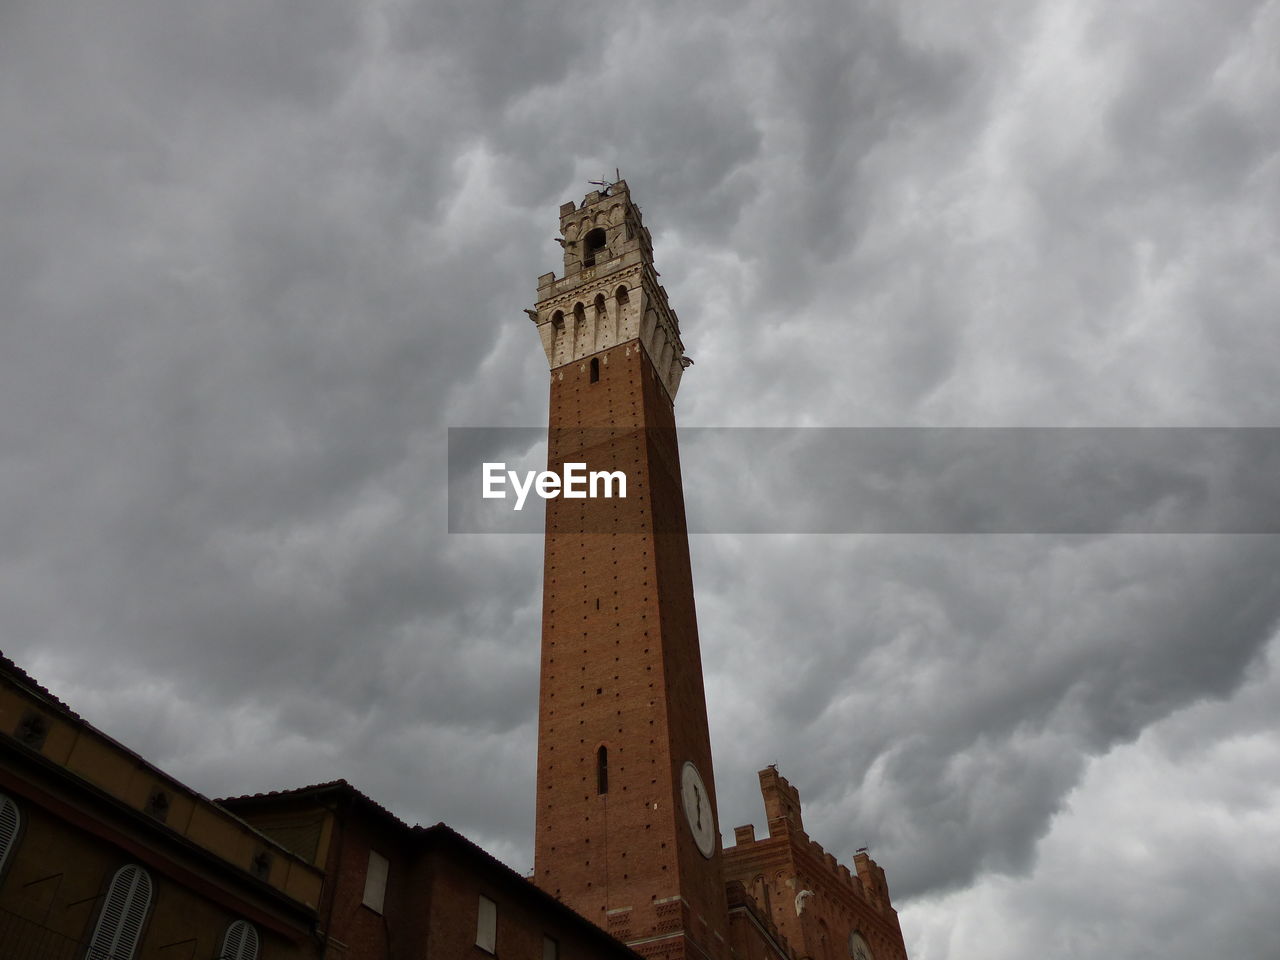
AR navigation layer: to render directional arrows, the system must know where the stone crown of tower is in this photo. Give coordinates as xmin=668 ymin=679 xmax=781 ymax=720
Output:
xmin=530 ymin=180 xmax=690 ymax=399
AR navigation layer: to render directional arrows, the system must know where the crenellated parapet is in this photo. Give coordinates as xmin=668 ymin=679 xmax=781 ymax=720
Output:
xmin=530 ymin=180 xmax=689 ymax=402
xmin=760 ymin=765 xmax=806 ymax=836
xmin=722 ymin=767 xmax=910 ymax=960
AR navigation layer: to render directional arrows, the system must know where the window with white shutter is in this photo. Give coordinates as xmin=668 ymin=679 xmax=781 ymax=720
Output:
xmin=86 ymin=864 xmax=152 ymax=960
xmin=219 ymin=919 xmax=261 ymax=960
xmin=0 ymin=795 xmax=19 ymax=872
xmin=476 ymin=895 xmax=497 ymax=954
xmin=362 ymin=850 xmax=389 ymax=913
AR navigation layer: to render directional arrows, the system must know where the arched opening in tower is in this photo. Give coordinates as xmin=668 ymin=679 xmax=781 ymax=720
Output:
xmin=582 ymin=228 xmax=607 ymax=267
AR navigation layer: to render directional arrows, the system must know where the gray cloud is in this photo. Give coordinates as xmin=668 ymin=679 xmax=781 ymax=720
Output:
xmin=699 ymin=533 xmax=1280 ymax=898
xmin=903 ymin=646 xmax=1280 ymax=959
xmin=2 ymin=1 xmax=1278 ymax=957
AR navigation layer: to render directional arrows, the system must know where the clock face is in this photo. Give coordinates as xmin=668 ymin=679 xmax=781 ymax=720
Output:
xmin=849 ymin=932 xmax=873 ymax=960
xmin=680 ymin=761 xmax=716 ymax=858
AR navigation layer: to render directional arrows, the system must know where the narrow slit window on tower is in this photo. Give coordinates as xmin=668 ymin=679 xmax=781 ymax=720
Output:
xmin=596 ymin=745 xmax=609 ymax=794
xmin=590 ymin=357 xmax=600 ymax=382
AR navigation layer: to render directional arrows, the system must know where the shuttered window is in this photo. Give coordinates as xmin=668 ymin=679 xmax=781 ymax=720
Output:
xmin=219 ymin=919 xmax=261 ymax=960
xmin=86 ymin=864 xmax=152 ymax=960
xmin=476 ymin=895 xmax=497 ymax=953
xmin=362 ymin=850 xmax=389 ymax=913
xmin=0 ymin=795 xmax=19 ymax=871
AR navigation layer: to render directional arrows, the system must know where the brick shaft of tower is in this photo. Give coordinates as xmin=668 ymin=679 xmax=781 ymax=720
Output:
xmin=530 ymin=182 xmax=729 ymax=960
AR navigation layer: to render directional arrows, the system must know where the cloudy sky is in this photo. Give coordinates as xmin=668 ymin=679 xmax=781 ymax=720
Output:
xmin=3 ymin=1 xmax=1279 ymax=957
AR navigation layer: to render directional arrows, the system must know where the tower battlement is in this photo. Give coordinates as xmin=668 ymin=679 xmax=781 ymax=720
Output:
xmin=760 ymin=765 xmax=806 ymax=836
xmin=723 ymin=767 xmax=908 ymax=960
xmin=529 ymin=180 xmax=688 ymax=401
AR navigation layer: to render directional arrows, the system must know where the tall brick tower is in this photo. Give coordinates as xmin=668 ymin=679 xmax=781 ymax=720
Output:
xmin=529 ymin=182 xmax=729 ymax=960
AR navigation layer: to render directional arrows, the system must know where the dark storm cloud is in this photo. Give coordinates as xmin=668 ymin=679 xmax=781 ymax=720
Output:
xmin=2 ymin=1 xmax=1278 ymax=958
xmin=701 ymin=533 xmax=1280 ymax=898
xmin=387 ymin=0 xmax=598 ymax=110
xmin=0 ymin=0 xmax=551 ymax=822
xmin=903 ymin=651 xmax=1280 ymax=958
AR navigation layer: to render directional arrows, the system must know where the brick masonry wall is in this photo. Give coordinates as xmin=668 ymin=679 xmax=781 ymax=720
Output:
xmin=723 ymin=828 xmax=909 ymax=960
xmin=534 ymin=340 xmax=729 ymax=960
xmin=422 ymin=847 xmax=638 ymax=960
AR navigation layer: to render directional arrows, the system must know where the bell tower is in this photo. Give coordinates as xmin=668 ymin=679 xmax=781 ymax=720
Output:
xmin=529 ymin=181 xmax=729 ymax=960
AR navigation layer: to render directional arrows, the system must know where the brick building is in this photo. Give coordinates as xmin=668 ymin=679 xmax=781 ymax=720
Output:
xmin=220 ymin=781 xmax=643 ymax=960
xmin=0 ymin=183 xmax=910 ymax=960
xmin=0 ymin=656 xmax=642 ymax=960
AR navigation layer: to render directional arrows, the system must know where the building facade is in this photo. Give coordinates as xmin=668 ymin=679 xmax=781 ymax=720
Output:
xmin=0 ymin=657 xmax=642 ymax=960
xmin=0 ymin=655 xmax=321 ymax=960
xmin=221 ymin=781 xmax=643 ymax=960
